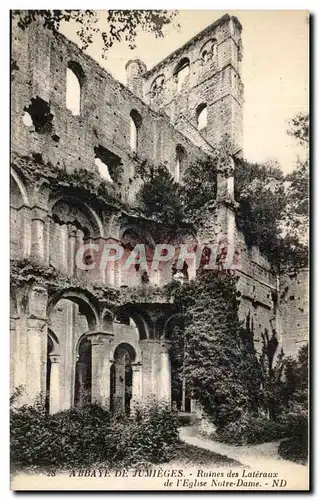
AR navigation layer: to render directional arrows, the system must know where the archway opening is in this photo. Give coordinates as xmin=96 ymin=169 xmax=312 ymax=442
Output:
xmin=74 ymin=337 xmax=92 ymax=407
xmin=111 ymin=343 xmax=136 ymax=414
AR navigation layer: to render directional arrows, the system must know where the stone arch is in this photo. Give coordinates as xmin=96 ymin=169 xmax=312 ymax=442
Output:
xmin=74 ymin=334 xmax=92 ymax=407
xmin=173 ymin=57 xmax=190 ymax=92
xmin=111 ymin=342 xmax=137 ymax=413
xmin=162 ymin=312 xmax=185 ymax=340
xmin=50 ymin=195 xmax=104 ymax=239
xmin=200 ymin=38 xmax=218 ymax=63
xmin=10 ymin=168 xmax=29 ymax=207
xmin=151 ymin=74 xmax=165 ymax=97
xmin=196 ymin=103 xmax=208 ymax=131
xmin=120 ymin=224 xmax=155 ymax=248
xmin=130 ymin=109 xmax=142 ymax=152
xmin=115 ymin=305 xmax=150 ymax=341
xmin=48 ymin=328 xmax=60 ymax=355
xmin=175 ymin=144 xmax=186 ymax=182
xmin=66 ymin=60 xmax=85 ymax=116
xmin=47 ymin=288 xmax=99 ymax=330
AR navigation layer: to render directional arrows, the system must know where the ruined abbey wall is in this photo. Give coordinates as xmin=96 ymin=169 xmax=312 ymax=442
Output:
xmin=10 ymin=14 xmax=308 ymax=413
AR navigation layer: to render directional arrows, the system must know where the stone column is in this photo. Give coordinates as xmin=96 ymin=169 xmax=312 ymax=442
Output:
xmin=26 ymin=317 xmax=47 ymax=404
xmin=31 ymin=207 xmax=47 ymax=262
xmin=21 ymin=206 xmax=32 ymax=258
xmin=90 ymin=333 xmax=114 ymax=408
xmin=49 ymin=354 xmax=60 ymax=414
xmin=67 ymin=223 xmax=77 ymax=277
xmin=131 ymin=362 xmax=143 ymax=403
xmin=160 ymin=341 xmax=171 ymax=403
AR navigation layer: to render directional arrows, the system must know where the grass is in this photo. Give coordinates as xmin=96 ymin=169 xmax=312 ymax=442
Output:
xmin=168 ymin=442 xmax=241 ymax=467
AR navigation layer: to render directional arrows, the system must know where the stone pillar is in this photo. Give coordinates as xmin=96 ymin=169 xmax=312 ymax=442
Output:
xmin=160 ymin=341 xmax=171 ymax=403
xmin=26 ymin=317 xmax=47 ymax=403
xmin=21 ymin=206 xmax=32 ymax=258
xmin=10 ymin=317 xmax=17 ymax=393
xmin=90 ymin=333 xmax=114 ymax=408
xmin=67 ymin=223 xmax=77 ymax=277
xmin=131 ymin=362 xmax=143 ymax=403
xmin=31 ymin=207 xmax=47 ymax=262
xmin=49 ymin=354 xmax=60 ymax=414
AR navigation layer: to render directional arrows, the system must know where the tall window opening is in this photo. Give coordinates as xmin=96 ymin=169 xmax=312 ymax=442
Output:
xmin=196 ymin=103 xmax=208 ymax=131
xmin=175 ymin=144 xmax=186 ymax=182
xmin=174 ymin=58 xmax=190 ymax=92
xmin=66 ymin=61 xmax=84 ymax=116
xmin=130 ymin=109 xmax=142 ymax=152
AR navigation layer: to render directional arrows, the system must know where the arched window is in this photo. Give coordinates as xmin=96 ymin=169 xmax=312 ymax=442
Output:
xmin=151 ymin=74 xmax=165 ymax=97
xmin=200 ymin=39 xmax=218 ymax=64
xmin=175 ymin=144 xmax=186 ymax=182
xmin=174 ymin=58 xmax=190 ymax=92
xmin=130 ymin=109 xmax=142 ymax=152
xmin=66 ymin=61 xmax=84 ymax=116
xmin=196 ymin=103 xmax=207 ymax=131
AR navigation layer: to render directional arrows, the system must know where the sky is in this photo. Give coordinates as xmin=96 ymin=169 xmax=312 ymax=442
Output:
xmin=60 ymin=10 xmax=309 ymax=173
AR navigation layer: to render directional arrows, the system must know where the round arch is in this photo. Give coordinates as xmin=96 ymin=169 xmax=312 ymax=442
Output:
xmin=10 ymin=168 xmax=29 ymax=207
xmin=47 ymin=288 xmax=99 ymax=330
xmin=162 ymin=312 xmax=185 ymax=340
xmin=50 ymin=195 xmax=104 ymax=239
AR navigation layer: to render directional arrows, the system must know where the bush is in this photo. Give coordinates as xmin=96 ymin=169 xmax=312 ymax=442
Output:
xmin=278 ymin=437 xmax=308 ymax=465
xmin=10 ymin=398 xmax=179 ymax=468
xmin=215 ymin=414 xmax=289 ymax=446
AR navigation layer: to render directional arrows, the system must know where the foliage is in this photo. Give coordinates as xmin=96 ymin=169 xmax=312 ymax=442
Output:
xmin=135 ymin=156 xmax=218 ymax=228
xmin=10 ymin=258 xmax=121 ymax=306
xmin=287 ymin=112 xmax=309 ymax=145
xmin=180 ymin=157 xmax=218 ymax=225
xmin=13 ymin=10 xmax=178 ymax=57
xmin=11 ymin=153 xmax=126 ymax=212
xmin=234 ymin=157 xmax=287 ymax=265
xmin=259 ymin=329 xmax=286 ymax=420
xmin=216 ymin=414 xmax=289 ymax=446
xmin=277 ymin=345 xmax=308 ymax=464
xmin=135 ymin=161 xmax=184 ymax=227
xmin=10 ymin=397 xmax=179 ymax=468
xmin=166 ymin=271 xmax=262 ymax=428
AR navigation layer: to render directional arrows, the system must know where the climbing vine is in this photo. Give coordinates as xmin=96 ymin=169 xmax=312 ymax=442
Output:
xmin=135 ymin=156 xmax=218 ymax=228
xmin=165 ymin=270 xmax=262 ymax=428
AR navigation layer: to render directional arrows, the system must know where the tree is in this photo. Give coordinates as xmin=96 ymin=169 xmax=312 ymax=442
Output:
xmin=13 ymin=10 xmax=178 ymax=57
xmin=167 ymin=271 xmax=262 ymax=428
xmin=284 ymin=113 xmax=309 ymax=240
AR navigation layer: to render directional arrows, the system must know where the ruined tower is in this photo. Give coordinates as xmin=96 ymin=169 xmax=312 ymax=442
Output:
xmin=141 ymin=14 xmax=244 ymax=154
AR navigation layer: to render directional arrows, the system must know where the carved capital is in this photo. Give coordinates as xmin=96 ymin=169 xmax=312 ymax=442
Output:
xmin=49 ymin=353 xmax=60 ymax=364
xmin=131 ymin=361 xmax=142 ymax=372
xmin=31 ymin=206 xmax=48 ymax=222
xmin=160 ymin=341 xmax=172 ymax=354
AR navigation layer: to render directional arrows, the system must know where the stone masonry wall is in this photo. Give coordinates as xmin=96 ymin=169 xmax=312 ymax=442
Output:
xmin=142 ymin=14 xmax=243 ymax=152
xmin=11 ymin=17 xmax=208 ymax=206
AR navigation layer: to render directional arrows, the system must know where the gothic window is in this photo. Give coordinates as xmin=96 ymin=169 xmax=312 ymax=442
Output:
xmin=175 ymin=144 xmax=186 ymax=182
xmin=174 ymin=58 xmax=190 ymax=92
xmin=151 ymin=74 xmax=165 ymax=97
xmin=66 ymin=61 xmax=84 ymax=116
xmin=130 ymin=109 xmax=142 ymax=152
xmin=196 ymin=103 xmax=207 ymax=131
xmin=200 ymin=39 xmax=217 ymax=64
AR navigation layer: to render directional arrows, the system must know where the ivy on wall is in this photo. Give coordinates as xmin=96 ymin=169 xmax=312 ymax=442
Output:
xmin=135 ymin=156 xmax=218 ymax=228
xmin=165 ymin=270 xmax=262 ymax=427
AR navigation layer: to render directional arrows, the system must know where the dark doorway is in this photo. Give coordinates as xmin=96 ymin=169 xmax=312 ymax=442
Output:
xmin=110 ymin=343 xmax=135 ymax=414
xmin=74 ymin=338 xmax=92 ymax=407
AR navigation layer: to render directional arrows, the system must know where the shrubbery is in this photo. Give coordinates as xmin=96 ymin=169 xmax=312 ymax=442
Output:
xmin=11 ymin=399 xmax=179 ymax=468
xmin=216 ymin=414 xmax=289 ymax=446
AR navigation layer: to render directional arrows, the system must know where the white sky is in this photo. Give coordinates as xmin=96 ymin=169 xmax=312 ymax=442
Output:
xmin=60 ymin=10 xmax=309 ymax=173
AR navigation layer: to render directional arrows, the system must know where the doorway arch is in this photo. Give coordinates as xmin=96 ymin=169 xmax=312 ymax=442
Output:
xmin=111 ymin=343 xmax=136 ymax=414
